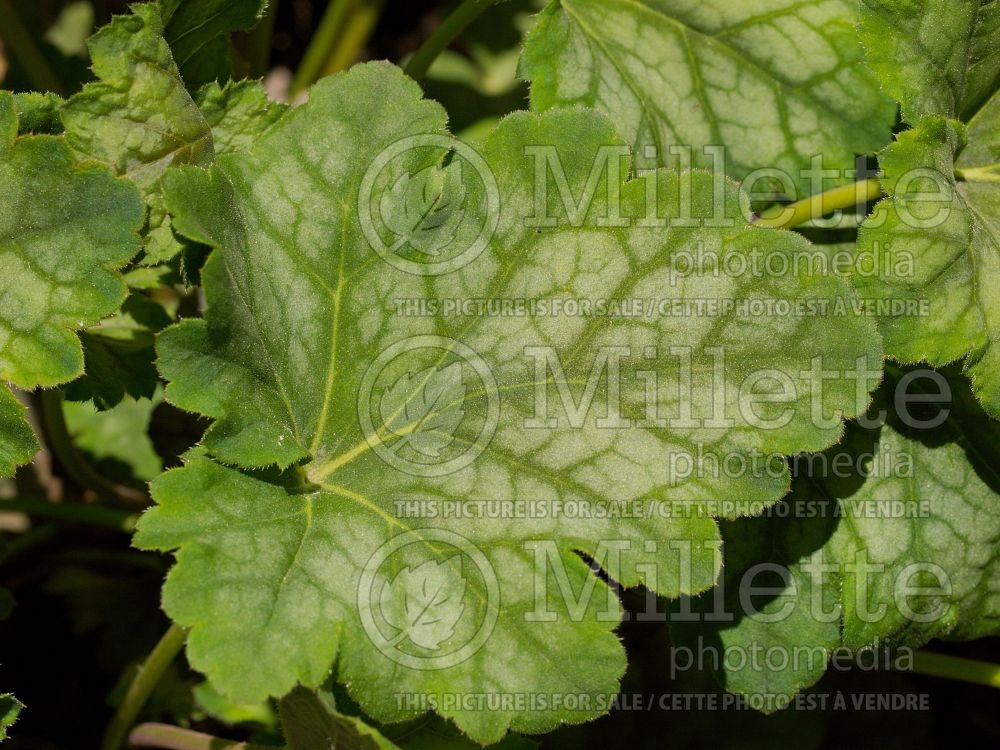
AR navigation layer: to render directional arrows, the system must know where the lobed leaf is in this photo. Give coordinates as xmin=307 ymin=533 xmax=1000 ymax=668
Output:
xmin=0 ymin=92 xmax=144 ymax=476
xmin=137 ymin=63 xmax=882 ymax=742
xmin=675 ymin=369 xmax=1000 ymax=705
xmin=859 ymin=0 xmax=1000 ymax=124
xmin=521 ymin=0 xmax=896 ymax=196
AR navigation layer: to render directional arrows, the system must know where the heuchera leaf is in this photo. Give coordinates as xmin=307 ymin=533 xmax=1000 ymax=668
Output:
xmin=859 ymin=0 xmax=1000 ymax=124
xmin=136 ymin=63 xmax=882 ymax=742
xmin=856 ymin=82 xmax=1000 ymax=412
xmin=63 ymin=391 xmax=164 ymax=485
xmin=521 ymin=0 xmax=896 ymax=196
xmin=64 ymin=293 xmax=171 ymax=409
xmin=160 ymin=0 xmax=270 ymax=90
xmin=195 ymin=80 xmax=288 ymax=156
xmin=674 ymin=368 xmax=1000 ymax=705
xmin=0 ymin=92 xmax=144 ymax=477
xmin=279 ymin=687 xmax=401 ymax=750
xmin=0 ymin=694 xmax=22 ymax=742
xmin=62 ymin=2 xmax=214 ymax=265
xmin=278 ymin=686 xmax=535 ymax=750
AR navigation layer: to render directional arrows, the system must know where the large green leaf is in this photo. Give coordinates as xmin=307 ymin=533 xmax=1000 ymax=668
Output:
xmin=674 ymin=368 xmax=1000 ymax=705
xmin=0 ymin=92 xmax=144 ymax=477
xmin=521 ymin=0 xmax=895 ymax=196
xmin=136 ymin=63 xmax=882 ymax=742
xmin=859 ymin=0 xmax=1000 ymax=124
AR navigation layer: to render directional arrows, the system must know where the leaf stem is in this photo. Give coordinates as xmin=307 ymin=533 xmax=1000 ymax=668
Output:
xmin=101 ymin=624 xmax=188 ymax=750
xmin=0 ymin=0 xmax=65 ymax=94
xmin=37 ymin=389 xmax=147 ymax=506
xmin=0 ymin=497 xmax=137 ymax=532
xmin=127 ymin=723 xmax=279 ymax=750
xmin=753 ymin=178 xmax=883 ymax=230
xmin=290 ymin=0 xmax=356 ymax=97
xmin=956 ymin=164 xmax=1000 ymax=183
xmin=404 ymin=0 xmax=505 ymax=83
xmin=911 ymin=651 xmax=1000 ymax=689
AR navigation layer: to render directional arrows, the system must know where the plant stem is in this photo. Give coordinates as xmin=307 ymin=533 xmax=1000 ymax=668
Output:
xmin=911 ymin=651 xmax=1000 ymax=689
xmin=956 ymin=163 xmax=1000 ymax=183
xmin=0 ymin=497 xmax=137 ymax=531
xmin=404 ymin=0 xmax=505 ymax=82
xmin=101 ymin=624 xmax=188 ymax=750
xmin=37 ymin=389 xmax=147 ymax=506
xmin=290 ymin=0 xmax=356 ymax=97
xmin=753 ymin=177 xmax=883 ymax=230
xmin=321 ymin=0 xmax=386 ymax=77
xmin=128 ymin=723 xmax=279 ymax=750
xmin=0 ymin=0 xmax=65 ymax=94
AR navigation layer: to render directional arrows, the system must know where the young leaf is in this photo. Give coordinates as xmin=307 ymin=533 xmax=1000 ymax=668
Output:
xmin=0 ymin=388 xmax=36 ymax=479
xmin=0 ymin=92 xmax=144 ymax=477
xmin=279 ymin=687 xmax=399 ymax=750
xmin=0 ymin=694 xmax=21 ymax=742
xmin=63 ymin=391 xmax=164 ymax=484
xmin=195 ymin=80 xmax=288 ymax=156
xmin=521 ymin=0 xmax=895 ymax=195
xmin=675 ymin=369 xmax=1000 ymax=705
xmin=62 ymin=2 xmax=214 ymax=264
xmin=278 ymin=686 xmax=534 ymax=750
xmin=64 ymin=293 xmax=171 ymax=409
xmin=859 ymin=0 xmax=1000 ymax=124
xmin=160 ymin=0 xmax=270 ymax=90
xmin=856 ymin=110 xmax=1000 ymax=415
xmin=137 ymin=63 xmax=881 ymax=742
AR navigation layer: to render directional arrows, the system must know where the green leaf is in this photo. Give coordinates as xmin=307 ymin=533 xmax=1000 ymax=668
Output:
xmin=859 ymin=0 xmax=1000 ymax=124
xmin=0 ymin=91 xmax=144 ymax=477
xmin=279 ymin=687 xmax=535 ymax=750
xmin=521 ymin=0 xmax=895 ymax=196
xmin=137 ymin=63 xmax=881 ymax=742
xmin=279 ymin=687 xmax=399 ymax=750
xmin=195 ymin=80 xmax=288 ymax=156
xmin=0 ymin=694 xmax=21 ymax=742
xmin=160 ymin=0 xmax=269 ymax=89
xmin=0 ymin=387 xmax=37 ymax=478
xmin=64 ymin=293 xmax=171 ymax=409
xmin=63 ymin=390 xmax=164 ymax=484
xmin=856 ymin=111 xmax=1000 ymax=415
xmin=0 ymin=690 xmax=22 ymax=734
xmin=13 ymin=92 xmax=64 ymax=135
xmin=62 ymin=2 xmax=214 ymax=264
xmin=675 ymin=368 xmax=1000 ymax=705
